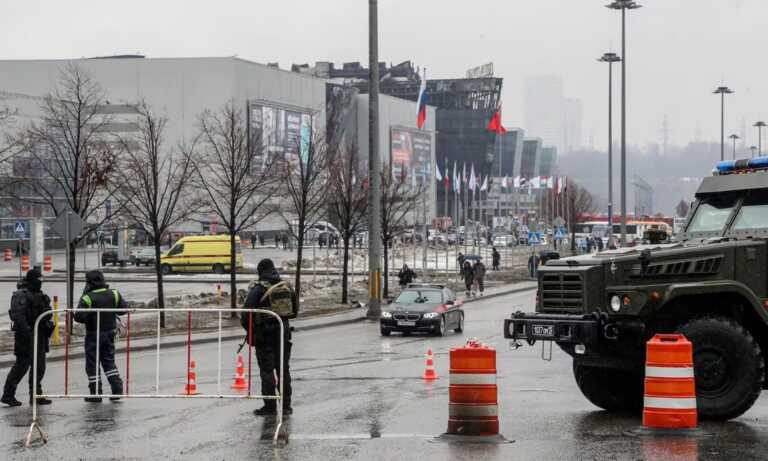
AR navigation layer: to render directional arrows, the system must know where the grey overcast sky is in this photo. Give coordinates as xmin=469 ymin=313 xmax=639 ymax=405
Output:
xmin=2 ymin=0 xmax=766 ymax=153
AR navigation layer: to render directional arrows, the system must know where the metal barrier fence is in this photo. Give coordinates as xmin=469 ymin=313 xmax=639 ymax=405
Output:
xmin=25 ymin=307 xmax=285 ymax=447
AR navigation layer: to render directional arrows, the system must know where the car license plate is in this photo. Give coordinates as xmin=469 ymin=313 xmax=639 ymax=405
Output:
xmin=532 ymin=324 xmax=555 ymax=337
xmin=397 ymin=321 xmax=416 ymax=327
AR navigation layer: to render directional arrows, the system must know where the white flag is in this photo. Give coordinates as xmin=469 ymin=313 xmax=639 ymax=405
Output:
xmin=469 ymin=164 xmax=477 ymax=191
xmin=480 ymin=175 xmax=488 ymax=192
xmin=501 ymin=176 xmax=508 ymax=188
xmin=557 ymin=176 xmax=567 ymax=194
xmin=435 ymin=164 xmax=442 ymax=182
xmin=530 ymin=176 xmax=541 ymax=189
xmin=513 ymin=176 xmax=521 ymax=188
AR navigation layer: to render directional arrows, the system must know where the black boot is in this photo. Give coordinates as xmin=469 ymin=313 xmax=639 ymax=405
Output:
xmin=253 ymin=405 xmax=276 ymax=416
xmin=1 ymin=395 xmax=22 ymax=407
xmin=84 ymin=383 xmax=102 ymax=403
xmin=107 ymin=375 xmax=124 ymax=402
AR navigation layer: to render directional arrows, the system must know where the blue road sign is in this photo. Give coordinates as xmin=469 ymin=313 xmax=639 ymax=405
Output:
xmin=14 ymin=221 xmax=26 ymax=235
xmin=554 ymin=227 xmax=566 ymax=240
xmin=528 ymin=231 xmax=541 ymax=245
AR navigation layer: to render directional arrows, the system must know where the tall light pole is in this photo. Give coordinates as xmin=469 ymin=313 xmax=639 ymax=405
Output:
xmin=750 ymin=145 xmax=758 ymax=158
xmin=598 ymin=52 xmax=621 ymax=247
xmin=607 ymin=0 xmax=641 ymax=247
xmin=729 ymin=134 xmax=739 ymax=160
xmin=366 ymin=0 xmax=383 ymax=318
xmin=713 ymin=86 xmax=733 ymax=162
xmin=755 ymin=121 xmax=767 ymax=156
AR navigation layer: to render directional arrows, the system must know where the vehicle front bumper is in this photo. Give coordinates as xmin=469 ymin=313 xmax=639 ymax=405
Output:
xmin=380 ymin=317 xmax=441 ymax=332
xmin=503 ymin=311 xmax=604 ymax=344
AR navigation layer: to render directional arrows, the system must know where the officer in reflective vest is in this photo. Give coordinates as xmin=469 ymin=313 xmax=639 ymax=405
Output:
xmin=74 ymin=270 xmax=127 ymax=402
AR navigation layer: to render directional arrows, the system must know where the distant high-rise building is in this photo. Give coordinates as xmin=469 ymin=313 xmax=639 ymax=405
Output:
xmin=524 ymin=75 xmax=564 ymax=154
xmin=564 ymin=98 xmax=583 ymax=152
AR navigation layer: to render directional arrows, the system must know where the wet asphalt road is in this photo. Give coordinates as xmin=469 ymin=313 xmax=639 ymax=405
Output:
xmin=2 ymin=290 xmax=768 ymax=460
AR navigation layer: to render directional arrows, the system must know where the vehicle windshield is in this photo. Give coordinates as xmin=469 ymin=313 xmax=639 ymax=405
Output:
xmin=731 ymin=193 xmax=768 ymax=231
xmin=687 ymin=195 xmax=738 ymax=233
xmin=394 ymin=290 xmax=442 ymax=304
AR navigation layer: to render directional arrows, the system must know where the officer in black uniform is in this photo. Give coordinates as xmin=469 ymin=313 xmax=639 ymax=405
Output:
xmin=74 ymin=270 xmax=127 ymax=402
xmin=241 ymin=259 xmax=298 ymax=416
xmin=1 ymin=268 xmax=54 ymax=407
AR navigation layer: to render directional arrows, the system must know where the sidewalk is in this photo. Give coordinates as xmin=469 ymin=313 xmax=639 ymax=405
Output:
xmin=0 ymin=280 xmax=537 ymax=368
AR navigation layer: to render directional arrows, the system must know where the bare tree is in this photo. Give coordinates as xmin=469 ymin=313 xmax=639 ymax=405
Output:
xmin=380 ymin=168 xmax=424 ymax=298
xmin=6 ymin=64 xmax=119 ymax=310
xmin=277 ymin=131 xmax=330 ymax=299
xmin=566 ymin=181 xmax=596 ymax=251
xmin=114 ymin=101 xmax=197 ymax=327
xmin=327 ymin=143 xmax=368 ymax=303
xmin=193 ymin=101 xmax=277 ymax=316
xmin=675 ymin=199 xmax=690 ymax=219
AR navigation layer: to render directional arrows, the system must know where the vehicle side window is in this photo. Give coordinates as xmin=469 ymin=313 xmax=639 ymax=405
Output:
xmin=168 ymin=244 xmax=184 ymax=256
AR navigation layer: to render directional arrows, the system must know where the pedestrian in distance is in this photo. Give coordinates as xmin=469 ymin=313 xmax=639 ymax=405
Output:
xmin=457 ymin=252 xmax=465 ymax=275
xmin=473 ymin=260 xmax=486 ymax=296
xmin=74 ymin=270 xmax=127 ymax=403
xmin=586 ymin=236 xmax=593 ymax=254
xmin=492 ymin=247 xmax=501 ymax=271
xmin=1 ymin=269 xmax=54 ymax=407
xmin=397 ymin=264 xmax=416 ymax=288
xmin=242 ymin=259 xmax=299 ymax=416
xmin=462 ymin=261 xmax=475 ymax=297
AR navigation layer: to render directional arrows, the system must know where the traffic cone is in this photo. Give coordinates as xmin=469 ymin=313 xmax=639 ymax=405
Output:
xmin=423 ymin=347 xmax=438 ymax=380
xmin=231 ymin=354 xmax=248 ymax=390
xmin=184 ymin=359 xmax=200 ymax=395
xmin=3 ymin=248 xmax=11 ymax=262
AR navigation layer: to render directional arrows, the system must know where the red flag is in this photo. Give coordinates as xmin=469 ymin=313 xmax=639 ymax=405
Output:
xmin=486 ymin=106 xmax=507 ymax=134
xmin=443 ymin=174 xmax=450 ymax=190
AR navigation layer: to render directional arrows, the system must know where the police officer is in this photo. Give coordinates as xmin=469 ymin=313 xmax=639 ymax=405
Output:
xmin=1 ymin=269 xmax=54 ymax=407
xmin=241 ymin=259 xmax=298 ymax=416
xmin=74 ymin=270 xmax=127 ymax=402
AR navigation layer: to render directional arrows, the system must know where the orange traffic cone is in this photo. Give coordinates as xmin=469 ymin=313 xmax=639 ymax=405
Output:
xmin=232 ymin=354 xmax=248 ymax=390
xmin=423 ymin=347 xmax=438 ymax=380
xmin=184 ymin=359 xmax=200 ymax=395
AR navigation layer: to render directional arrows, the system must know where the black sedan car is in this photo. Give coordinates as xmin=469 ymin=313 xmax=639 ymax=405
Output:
xmin=380 ymin=284 xmax=464 ymax=336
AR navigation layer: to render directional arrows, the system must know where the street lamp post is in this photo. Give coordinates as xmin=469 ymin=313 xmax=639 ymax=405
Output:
xmin=729 ymin=134 xmax=739 ymax=160
xmin=750 ymin=145 xmax=758 ymax=158
xmin=598 ymin=52 xmax=621 ymax=248
xmin=755 ymin=121 xmax=767 ymax=156
xmin=366 ymin=0 xmax=383 ymax=318
xmin=713 ymin=87 xmax=733 ymax=162
xmin=607 ymin=0 xmax=641 ymax=247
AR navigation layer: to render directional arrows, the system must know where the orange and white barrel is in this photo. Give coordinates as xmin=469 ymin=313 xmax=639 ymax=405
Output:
xmin=447 ymin=339 xmax=498 ymax=436
xmin=43 ymin=256 xmax=52 ymax=273
xmin=642 ymin=334 xmax=697 ymax=429
xmin=21 ymin=255 xmax=30 ymax=272
xmin=3 ymin=248 xmax=11 ymax=262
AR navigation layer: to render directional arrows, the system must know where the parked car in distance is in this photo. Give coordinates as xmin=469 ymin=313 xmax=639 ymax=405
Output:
xmin=492 ymin=235 xmax=516 ymax=247
xmin=380 ymin=284 xmax=464 ymax=336
xmin=101 ymin=246 xmax=125 ymax=267
xmin=133 ymin=247 xmax=156 ymax=266
xmin=160 ymin=235 xmax=243 ymax=275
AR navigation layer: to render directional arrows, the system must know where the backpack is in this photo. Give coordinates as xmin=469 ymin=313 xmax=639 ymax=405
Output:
xmin=258 ymin=281 xmax=296 ymax=318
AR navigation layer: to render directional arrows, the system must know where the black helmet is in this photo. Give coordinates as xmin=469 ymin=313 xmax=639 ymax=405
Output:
xmin=257 ymin=258 xmax=276 ymax=275
xmin=84 ymin=270 xmax=107 ymax=291
xmin=25 ymin=268 xmax=43 ymax=292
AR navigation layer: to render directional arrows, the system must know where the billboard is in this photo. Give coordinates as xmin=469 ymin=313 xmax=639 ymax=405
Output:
xmin=248 ymin=101 xmax=313 ymax=171
xmin=390 ymin=127 xmax=432 ymax=187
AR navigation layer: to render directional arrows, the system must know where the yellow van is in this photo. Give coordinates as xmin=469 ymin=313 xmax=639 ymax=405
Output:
xmin=160 ymin=235 xmax=243 ymax=275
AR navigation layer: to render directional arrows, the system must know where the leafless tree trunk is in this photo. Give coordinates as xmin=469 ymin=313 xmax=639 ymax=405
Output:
xmin=566 ymin=181 xmax=596 ymax=251
xmin=114 ymin=101 xmax=197 ymax=327
xmin=4 ymin=64 xmax=121 ymax=313
xmin=327 ymin=143 xmax=368 ymax=304
xmin=277 ymin=130 xmax=330 ymax=300
xmin=380 ymin=168 xmax=424 ymax=299
xmin=193 ymin=101 xmax=277 ymax=317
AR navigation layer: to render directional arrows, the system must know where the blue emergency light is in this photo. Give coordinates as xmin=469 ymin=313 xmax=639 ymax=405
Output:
xmin=716 ymin=156 xmax=768 ymax=174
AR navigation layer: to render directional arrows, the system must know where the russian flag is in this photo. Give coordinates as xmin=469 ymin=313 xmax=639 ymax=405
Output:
xmin=416 ymin=77 xmax=427 ymax=129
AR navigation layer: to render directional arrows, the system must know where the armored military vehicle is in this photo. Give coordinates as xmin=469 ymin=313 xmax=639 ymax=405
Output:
xmin=505 ymin=157 xmax=768 ymax=420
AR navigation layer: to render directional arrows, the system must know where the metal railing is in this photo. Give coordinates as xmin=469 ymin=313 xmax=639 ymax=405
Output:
xmin=25 ymin=307 xmax=285 ymax=447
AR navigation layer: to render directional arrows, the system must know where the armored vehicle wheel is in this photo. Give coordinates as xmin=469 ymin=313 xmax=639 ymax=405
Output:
xmin=573 ymin=361 xmax=643 ymax=412
xmin=677 ymin=317 xmax=764 ymax=420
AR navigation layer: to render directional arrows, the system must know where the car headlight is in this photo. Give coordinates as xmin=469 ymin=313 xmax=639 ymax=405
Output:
xmin=610 ymin=295 xmax=622 ymax=312
xmin=422 ymin=312 xmax=439 ymax=319
xmin=381 ymin=311 xmax=393 ymax=319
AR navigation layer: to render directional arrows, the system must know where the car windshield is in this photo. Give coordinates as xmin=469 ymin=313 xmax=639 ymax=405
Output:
xmin=687 ymin=195 xmax=738 ymax=233
xmin=394 ymin=290 xmax=442 ymax=304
